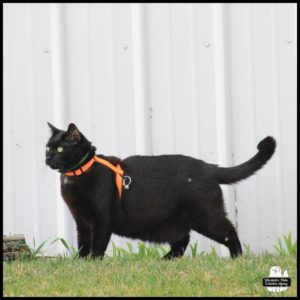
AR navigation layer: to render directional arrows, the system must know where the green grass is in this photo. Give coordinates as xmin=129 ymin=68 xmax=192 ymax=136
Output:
xmin=3 ymin=233 xmax=297 ymax=297
xmin=4 ymin=254 xmax=296 ymax=296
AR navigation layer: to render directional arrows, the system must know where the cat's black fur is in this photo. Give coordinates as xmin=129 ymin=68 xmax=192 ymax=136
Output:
xmin=45 ymin=122 xmax=276 ymax=259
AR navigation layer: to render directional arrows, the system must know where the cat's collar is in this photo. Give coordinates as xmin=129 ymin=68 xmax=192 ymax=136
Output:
xmin=64 ymin=151 xmax=91 ymax=174
xmin=64 ymin=155 xmax=95 ymax=176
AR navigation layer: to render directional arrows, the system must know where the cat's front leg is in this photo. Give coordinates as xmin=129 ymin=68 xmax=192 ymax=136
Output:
xmin=91 ymin=219 xmax=112 ymax=259
xmin=75 ymin=219 xmax=92 ymax=258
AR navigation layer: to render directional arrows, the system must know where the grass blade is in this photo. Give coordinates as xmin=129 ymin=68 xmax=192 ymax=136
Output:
xmin=51 ymin=237 xmax=71 ymax=252
xmin=30 ymin=239 xmax=48 ymax=258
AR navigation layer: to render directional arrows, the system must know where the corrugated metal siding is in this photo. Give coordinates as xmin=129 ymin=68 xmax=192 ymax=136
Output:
xmin=4 ymin=3 xmax=297 ymax=256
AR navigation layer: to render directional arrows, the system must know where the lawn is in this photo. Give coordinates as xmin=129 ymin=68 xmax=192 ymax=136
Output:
xmin=3 ymin=252 xmax=297 ymax=296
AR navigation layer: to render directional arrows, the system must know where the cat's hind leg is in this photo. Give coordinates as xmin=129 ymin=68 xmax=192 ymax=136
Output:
xmin=162 ymin=235 xmax=190 ymax=260
xmin=193 ymin=217 xmax=242 ymax=258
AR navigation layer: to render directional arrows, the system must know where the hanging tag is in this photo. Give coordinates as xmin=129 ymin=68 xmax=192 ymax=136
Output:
xmin=123 ymin=175 xmax=132 ymax=190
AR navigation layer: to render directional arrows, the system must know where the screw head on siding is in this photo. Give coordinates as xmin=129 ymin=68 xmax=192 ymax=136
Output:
xmin=43 ymin=48 xmax=50 ymax=53
xmin=204 ymin=42 xmax=211 ymax=48
xmin=122 ymin=43 xmax=128 ymax=50
xmin=285 ymin=39 xmax=292 ymax=44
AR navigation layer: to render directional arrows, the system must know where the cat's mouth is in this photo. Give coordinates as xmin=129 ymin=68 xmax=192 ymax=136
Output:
xmin=46 ymin=160 xmax=70 ymax=173
xmin=46 ymin=160 xmax=60 ymax=171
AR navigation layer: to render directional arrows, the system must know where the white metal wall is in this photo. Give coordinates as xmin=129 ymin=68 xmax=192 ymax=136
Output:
xmin=4 ymin=3 xmax=297 ymax=256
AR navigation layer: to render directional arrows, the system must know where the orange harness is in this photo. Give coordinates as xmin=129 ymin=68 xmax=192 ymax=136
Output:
xmin=64 ymin=156 xmax=124 ymax=199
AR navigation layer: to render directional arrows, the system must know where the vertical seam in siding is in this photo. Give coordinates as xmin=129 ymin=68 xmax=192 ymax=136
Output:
xmin=247 ymin=4 xmax=261 ymax=251
xmin=108 ymin=4 xmax=118 ymax=154
xmin=50 ymin=3 xmax=69 ymax=253
xmin=85 ymin=4 xmax=93 ymax=140
xmin=166 ymin=5 xmax=176 ymax=153
xmin=131 ymin=3 xmax=150 ymax=155
xmin=270 ymin=4 xmax=284 ymax=237
xmin=108 ymin=4 xmax=119 ymax=248
xmin=212 ymin=3 xmax=230 ymax=257
xmin=28 ymin=4 xmax=40 ymax=243
xmin=4 ymin=4 xmax=15 ymax=234
xmin=189 ymin=4 xmax=201 ymax=159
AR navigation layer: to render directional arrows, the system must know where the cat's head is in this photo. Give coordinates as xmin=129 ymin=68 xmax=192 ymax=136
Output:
xmin=45 ymin=122 xmax=96 ymax=173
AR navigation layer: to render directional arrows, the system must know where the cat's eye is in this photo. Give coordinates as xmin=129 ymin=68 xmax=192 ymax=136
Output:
xmin=46 ymin=147 xmax=50 ymax=152
xmin=57 ymin=147 xmax=64 ymax=153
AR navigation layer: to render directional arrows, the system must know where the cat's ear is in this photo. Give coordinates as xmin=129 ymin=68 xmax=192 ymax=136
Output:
xmin=66 ymin=123 xmax=81 ymax=142
xmin=47 ymin=122 xmax=60 ymax=134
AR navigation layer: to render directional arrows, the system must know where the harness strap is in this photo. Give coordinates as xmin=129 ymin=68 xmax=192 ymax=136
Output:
xmin=93 ymin=156 xmax=124 ymax=199
xmin=64 ymin=155 xmax=124 ymax=199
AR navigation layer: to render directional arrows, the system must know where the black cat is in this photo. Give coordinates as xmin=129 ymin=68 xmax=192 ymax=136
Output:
xmin=45 ymin=122 xmax=276 ymax=259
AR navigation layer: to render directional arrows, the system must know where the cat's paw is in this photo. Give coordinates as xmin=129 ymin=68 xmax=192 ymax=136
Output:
xmin=91 ymin=252 xmax=105 ymax=260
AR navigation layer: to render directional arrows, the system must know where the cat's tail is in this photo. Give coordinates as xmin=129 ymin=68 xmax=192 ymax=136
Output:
xmin=216 ymin=136 xmax=276 ymax=184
